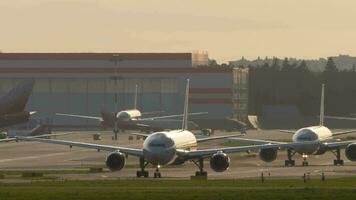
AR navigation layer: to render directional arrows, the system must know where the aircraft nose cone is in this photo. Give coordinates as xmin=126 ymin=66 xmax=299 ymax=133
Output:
xmin=293 ymin=142 xmax=320 ymax=155
xmin=143 ymin=133 xmax=176 ymax=165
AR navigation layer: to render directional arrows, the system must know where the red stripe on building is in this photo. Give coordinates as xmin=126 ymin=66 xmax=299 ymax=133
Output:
xmin=0 ymin=53 xmax=191 ymax=60
xmin=190 ymin=88 xmax=232 ymax=94
xmin=189 ymin=98 xmax=232 ymax=104
xmin=0 ymin=67 xmax=232 ymax=73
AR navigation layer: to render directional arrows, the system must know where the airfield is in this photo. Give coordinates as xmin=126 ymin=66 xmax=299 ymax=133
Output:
xmin=0 ymin=129 xmax=355 ymax=181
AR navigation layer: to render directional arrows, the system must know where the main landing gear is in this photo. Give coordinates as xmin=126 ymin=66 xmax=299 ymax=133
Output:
xmin=192 ymin=158 xmax=207 ymax=177
xmin=332 ymin=149 xmax=344 ymax=166
xmin=136 ymin=157 xmax=149 ymax=178
xmin=285 ymin=149 xmax=296 ymax=167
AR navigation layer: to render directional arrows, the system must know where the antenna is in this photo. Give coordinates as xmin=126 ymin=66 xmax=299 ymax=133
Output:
xmin=182 ymin=79 xmax=190 ymax=130
xmin=134 ymin=84 xmax=138 ymax=110
xmin=320 ymin=83 xmax=325 ymax=126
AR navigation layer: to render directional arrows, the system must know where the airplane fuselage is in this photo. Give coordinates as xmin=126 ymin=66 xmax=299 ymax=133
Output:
xmin=142 ymin=130 xmax=197 ymax=166
xmin=292 ymin=126 xmax=333 ymax=155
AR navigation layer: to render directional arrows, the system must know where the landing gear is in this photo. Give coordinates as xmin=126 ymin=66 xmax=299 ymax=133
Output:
xmin=302 ymin=154 xmax=309 ymax=166
xmin=153 ymin=166 xmax=162 ymax=178
xmin=192 ymin=158 xmax=207 ymax=177
xmin=285 ymin=149 xmax=296 ymax=167
xmin=333 ymin=149 xmax=344 ymax=166
xmin=136 ymin=157 xmax=149 ymax=178
xmin=113 ymin=122 xmax=119 ymax=140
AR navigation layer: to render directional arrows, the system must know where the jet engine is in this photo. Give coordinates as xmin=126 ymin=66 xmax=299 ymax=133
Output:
xmin=210 ymin=152 xmax=230 ymax=172
xmin=259 ymin=148 xmax=278 ymax=162
xmin=105 ymin=152 xmax=126 ymax=171
xmin=345 ymin=143 xmax=356 ymax=161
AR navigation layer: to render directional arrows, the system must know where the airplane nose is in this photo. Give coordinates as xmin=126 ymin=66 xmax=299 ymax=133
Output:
xmin=143 ymin=146 xmax=176 ymax=166
xmin=143 ymin=134 xmax=176 ymax=165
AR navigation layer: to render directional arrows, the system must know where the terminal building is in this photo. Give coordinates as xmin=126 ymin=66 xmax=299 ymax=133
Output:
xmin=0 ymin=52 xmax=248 ymax=130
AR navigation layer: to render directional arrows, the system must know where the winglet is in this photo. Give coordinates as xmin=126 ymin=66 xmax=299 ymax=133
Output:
xmin=320 ymin=83 xmax=325 ymax=126
xmin=182 ymin=79 xmax=190 ymax=130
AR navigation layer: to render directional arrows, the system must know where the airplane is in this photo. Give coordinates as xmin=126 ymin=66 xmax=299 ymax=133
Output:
xmin=56 ymin=84 xmax=207 ymax=140
xmin=228 ymin=84 xmax=356 ymax=166
xmin=0 ymin=80 xmax=35 ymax=129
xmin=17 ymin=79 xmax=278 ymax=178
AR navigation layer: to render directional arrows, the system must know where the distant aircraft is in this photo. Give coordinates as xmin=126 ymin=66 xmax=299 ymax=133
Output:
xmin=0 ymin=80 xmax=35 ymax=129
xmin=57 ymin=85 xmax=206 ymax=140
xmin=18 ymin=79 xmax=268 ymax=178
xmin=228 ymin=84 xmax=356 ymax=166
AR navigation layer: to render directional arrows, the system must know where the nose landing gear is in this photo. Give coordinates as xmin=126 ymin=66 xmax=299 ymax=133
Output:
xmin=285 ymin=149 xmax=296 ymax=166
xmin=302 ymin=154 xmax=309 ymax=166
xmin=153 ymin=165 xmax=162 ymax=178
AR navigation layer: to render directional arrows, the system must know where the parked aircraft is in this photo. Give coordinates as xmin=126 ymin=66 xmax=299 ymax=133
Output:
xmin=0 ymin=80 xmax=35 ymax=129
xmin=57 ymin=84 xmax=206 ymax=140
xmin=229 ymin=84 xmax=356 ymax=166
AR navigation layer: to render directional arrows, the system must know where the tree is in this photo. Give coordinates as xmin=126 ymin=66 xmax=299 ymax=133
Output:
xmin=324 ymin=57 xmax=338 ymax=73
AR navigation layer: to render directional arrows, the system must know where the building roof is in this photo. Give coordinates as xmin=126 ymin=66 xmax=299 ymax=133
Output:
xmin=0 ymin=53 xmax=191 ymax=60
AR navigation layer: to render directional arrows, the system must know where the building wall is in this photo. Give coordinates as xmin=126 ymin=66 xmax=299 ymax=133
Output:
xmin=0 ymin=53 xmax=247 ymax=129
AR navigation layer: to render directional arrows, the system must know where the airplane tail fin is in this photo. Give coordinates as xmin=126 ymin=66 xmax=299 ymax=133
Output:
xmin=320 ymin=83 xmax=325 ymax=126
xmin=0 ymin=80 xmax=35 ymax=115
xmin=100 ymin=107 xmax=117 ymax=125
xmin=181 ymin=79 xmax=190 ymax=130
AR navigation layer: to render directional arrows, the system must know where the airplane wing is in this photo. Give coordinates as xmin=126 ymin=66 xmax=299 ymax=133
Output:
xmin=324 ymin=140 xmax=356 ymax=150
xmin=0 ymin=132 xmax=73 ymax=143
xmin=332 ymin=130 xmax=356 ymax=137
xmin=196 ymin=134 xmax=245 ymax=143
xmin=279 ymin=130 xmax=295 ymax=134
xmin=129 ymin=132 xmax=150 ymax=138
xmin=141 ymin=112 xmax=208 ymax=120
xmin=56 ymin=113 xmax=103 ymax=121
xmin=177 ymin=143 xmax=293 ymax=160
xmin=141 ymin=111 xmax=165 ymax=116
xmin=325 ymin=116 xmax=356 ymax=121
xmin=15 ymin=136 xmax=143 ymax=157
xmin=227 ymin=137 xmax=286 ymax=145
xmin=0 ymin=138 xmax=17 ymax=143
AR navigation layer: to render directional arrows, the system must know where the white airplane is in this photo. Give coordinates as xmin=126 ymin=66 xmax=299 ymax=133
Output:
xmin=228 ymin=84 xmax=356 ymax=166
xmin=56 ymin=84 xmax=207 ymax=140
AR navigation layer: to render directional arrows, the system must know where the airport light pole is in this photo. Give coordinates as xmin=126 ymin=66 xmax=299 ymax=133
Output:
xmin=110 ymin=54 xmax=124 ymax=140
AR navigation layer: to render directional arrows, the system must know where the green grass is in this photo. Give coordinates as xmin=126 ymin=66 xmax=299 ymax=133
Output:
xmin=0 ymin=178 xmax=356 ymax=200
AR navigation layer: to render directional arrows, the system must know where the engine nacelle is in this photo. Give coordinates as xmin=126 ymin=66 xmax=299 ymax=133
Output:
xmin=105 ymin=152 xmax=125 ymax=171
xmin=345 ymin=143 xmax=356 ymax=161
xmin=210 ymin=152 xmax=230 ymax=172
xmin=259 ymin=148 xmax=278 ymax=162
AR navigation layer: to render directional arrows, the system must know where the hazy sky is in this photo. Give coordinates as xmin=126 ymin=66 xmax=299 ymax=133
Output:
xmin=1 ymin=0 xmax=356 ymax=63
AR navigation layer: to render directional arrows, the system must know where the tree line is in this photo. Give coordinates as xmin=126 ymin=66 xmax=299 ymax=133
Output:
xmin=247 ymin=57 xmax=356 ymax=116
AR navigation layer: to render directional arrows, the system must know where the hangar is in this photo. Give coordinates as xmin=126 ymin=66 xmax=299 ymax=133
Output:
xmin=0 ymin=52 xmax=248 ymax=129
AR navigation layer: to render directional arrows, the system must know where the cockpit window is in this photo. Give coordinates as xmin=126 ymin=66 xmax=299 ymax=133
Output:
xmin=148 ymin=133 xmax=174 ymax=148
xmin=149 ymin=143 xmax=166 ymax=147
xmin=296 ymin=129 xmax=318 ymax=141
